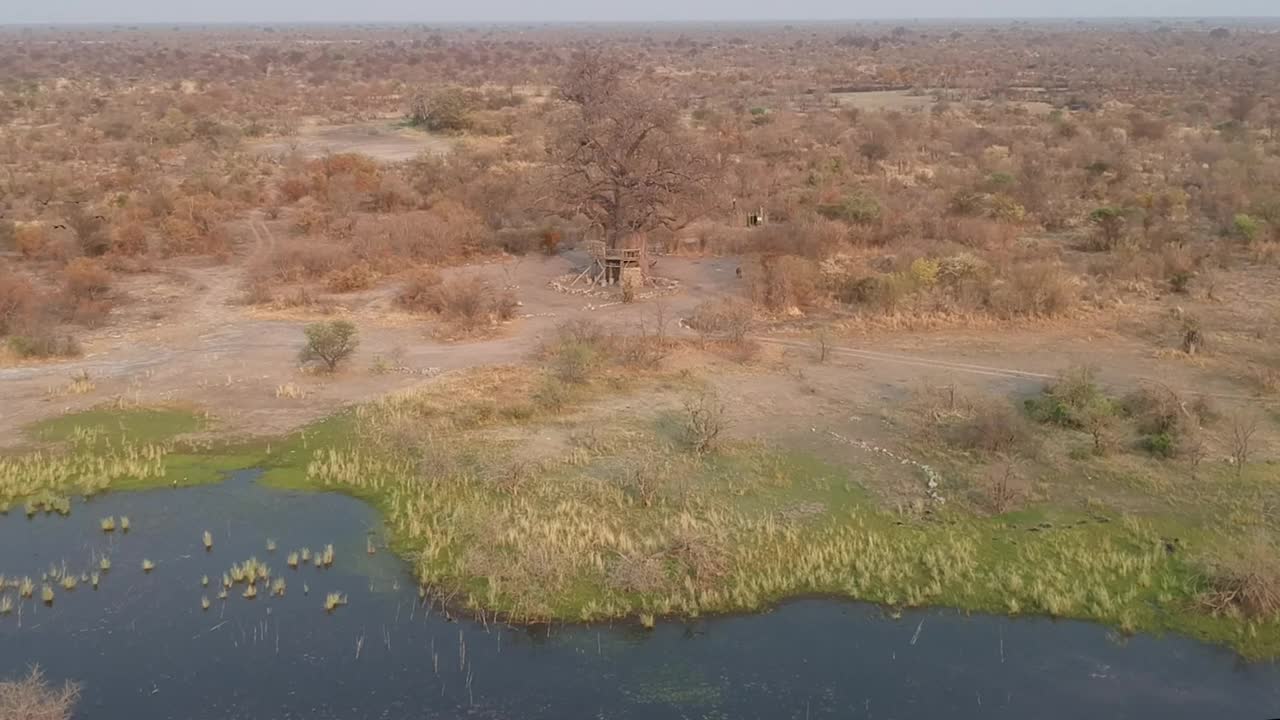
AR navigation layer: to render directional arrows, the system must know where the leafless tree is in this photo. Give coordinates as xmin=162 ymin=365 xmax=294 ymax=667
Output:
xmin=683 ymin=389 xmax=728 ymax=454
xmin=985 ymin=456 xmax=1028 ymax=514
xmin=554 ymin=51 xmax=712 ymax=248
xmin=1229 ymin=412 xmax=1260 ymax=479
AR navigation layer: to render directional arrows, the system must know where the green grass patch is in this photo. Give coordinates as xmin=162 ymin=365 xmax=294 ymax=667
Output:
xmin=28 ymin=407 xmax=207 ymax=446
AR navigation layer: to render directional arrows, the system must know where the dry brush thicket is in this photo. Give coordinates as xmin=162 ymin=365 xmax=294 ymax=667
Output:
xmin=1 ymin=23 xmax=1278 ymax=356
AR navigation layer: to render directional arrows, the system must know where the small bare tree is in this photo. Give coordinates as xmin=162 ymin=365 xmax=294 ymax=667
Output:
xmin=1180 ymin=421 xmax=1208 ymax=479
xmin=0 ymin=666 xmax=80 ymax=720
xmin=627 ymin=455 xmax=669 ymax=507
xmin=1229 ymin=412 xmax=1260 ymax=479
xmin=683 ymin=389 xmax=728 ymax=454
xmin=815 ymin=328 xmax=832 ymax=363
xmin=985 ymin=456 xmax=1028 ymax=514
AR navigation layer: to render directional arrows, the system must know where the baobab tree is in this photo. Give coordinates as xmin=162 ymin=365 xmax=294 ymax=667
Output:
xmin=553 ymin=51 xmax=712 ymax=249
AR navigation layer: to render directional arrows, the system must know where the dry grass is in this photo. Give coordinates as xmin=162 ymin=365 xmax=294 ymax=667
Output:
xmin=0 ymin=431 xmax=167 ymax=514
xmin=0 ymin=667 xmax=79 ymax=720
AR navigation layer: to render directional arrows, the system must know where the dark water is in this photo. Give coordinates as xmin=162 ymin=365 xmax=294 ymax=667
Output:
xmin=2 ymin=471 xmax=1278 ymax=720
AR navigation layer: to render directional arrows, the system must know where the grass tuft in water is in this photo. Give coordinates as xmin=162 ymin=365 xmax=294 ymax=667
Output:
xmin=141 ymin=559 xmax=154 ymax=573
xmin=41 ymin=585 xmax=54 ymax=605
xmin=203 ymin=531 xmax=213 ymax=551
xmin=99 ymin=516 xmax=116 ymax=532
xmin=323 ymin=592 xmax=347 ymax=612
xmin=201 ymin=596 xmax=210 ymax=611
xmin=120 ymin=517 xmax=130 ymax=532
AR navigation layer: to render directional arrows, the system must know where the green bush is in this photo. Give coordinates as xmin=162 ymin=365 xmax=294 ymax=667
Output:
xmin=1024 ymin=396 xmax=1076 ymax=427
xmin=1026 ymin=365 xmax=1106 ymax=429
xmin=1233 ymin=213 xmax=1262 ymax=243
xmin=1142 ymin=432 xmax=1176 ymax=458
xmin=299 ymin=320 xmax=358 ymax=372
xmin=817 ymin=193 xmax=882 ymax=225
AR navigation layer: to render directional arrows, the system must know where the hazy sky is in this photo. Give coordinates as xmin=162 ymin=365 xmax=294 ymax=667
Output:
xmin=2 ymin=0 xmax=1277 ymax=24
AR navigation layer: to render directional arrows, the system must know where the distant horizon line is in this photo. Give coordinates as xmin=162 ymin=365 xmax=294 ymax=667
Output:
xmin=3 ymin=16 xmax=1280 ymax=28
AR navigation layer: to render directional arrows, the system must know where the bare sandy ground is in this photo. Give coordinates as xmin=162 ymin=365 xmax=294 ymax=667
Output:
xmin=2 ymin=245 xmax=1267 ymax=451
xmin=246 ymin=119 xmax=454 ymax=162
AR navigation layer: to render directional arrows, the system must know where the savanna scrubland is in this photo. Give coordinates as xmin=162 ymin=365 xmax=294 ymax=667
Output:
xmin=2 ymin=20 xmax=1280 ymax=668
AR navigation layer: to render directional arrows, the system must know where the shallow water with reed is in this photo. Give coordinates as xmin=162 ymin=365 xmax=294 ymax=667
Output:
xmin=1 ymin=470 xmax=1278 ymax=719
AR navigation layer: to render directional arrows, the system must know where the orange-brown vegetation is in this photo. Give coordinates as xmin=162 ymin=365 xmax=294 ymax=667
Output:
xmin=0 ymin=22 xmax=1276 ymax=352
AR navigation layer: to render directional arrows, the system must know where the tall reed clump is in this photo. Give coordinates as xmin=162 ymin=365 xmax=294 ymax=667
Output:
xmin=0 ymin=437 xmax=168 ymax=514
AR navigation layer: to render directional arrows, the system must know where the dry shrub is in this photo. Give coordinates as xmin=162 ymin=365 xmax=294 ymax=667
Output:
xmin=395 ymin=268 xmax=444 ymax=310
xmin=945 ymin=216 xmax=1017 ymax=249
xmin=252 ymin=238 xmax=353 ymax=283
xmin=1250 ymin=365 xmax=1280 ymax=395
xmin=397 ymin=274 xmax=516 ymax=330
xmin=354 ymin=202 xmax=491 ymax=265
xmin=157 ymin=194 xmax=230 ymax=256
xmin=110 ymin=220 xmax=149 ymax=256
xmin=15 ymin=224 xmax=53 ymax=258
xmin=1122 ymin=383 xmax=1198 ymax=436
xmin=743 ymin=254 xmax=821 ymax=312
xmin=607 ymin=554 xmax=670 ymax=594
xmin=279 ymin=176 xmax=310 ymax=203
xmin=683 ymin=389 xmax=728 ymax=454
xmin=1199 ymin=533 xmax=1280 ymax=619
xmin=669 ymin=524 xmax=730 ymax=583
xmin=754 ymin=217 xmax=848 ymax=258
xmin=324 ymin=262 xmax=378 ymax=293
xmin=983 ymin=458 xmax=1030 ymax=514
xmin=1251 ymin=241 xmax=1280 ymax=265
xmin=0 ymin=666 xmax=80 ymax=720
xmin=62 ymin=257 xmax=112 ymax=301
xmin=687 ymin=297 xmax=753 ymax=344
xmin=238 ymin=278 xmax=275 ymax=305
xmin=0 ymin=268 xmax=37 ymax=336
xmin=950 ymin=400 xmax=1032 ymax=454
xmin=988 ymin=261 xmax=1078 ymax=318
